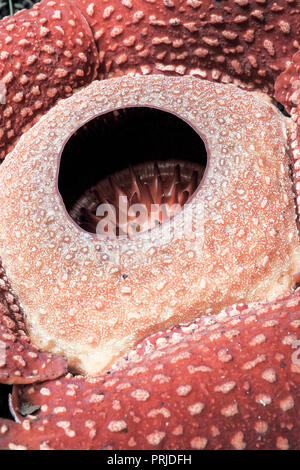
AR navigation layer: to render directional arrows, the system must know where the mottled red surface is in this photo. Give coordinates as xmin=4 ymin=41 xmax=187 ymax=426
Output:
xmin=0 ymin=0 xmax=299 ymax=451
xmin=0 ymin=0 xmax=99 ymax=159
xmin=75 ymin=0 xmax=300 ymax=89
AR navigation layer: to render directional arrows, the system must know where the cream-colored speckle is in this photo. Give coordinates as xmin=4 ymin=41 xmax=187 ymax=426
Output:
xmin=131 ymin=389 xmax=150 ymax=401
xmin=231 ymin=431 xmax=246 ymax=450
xmin=146 ymin=431 xmax=166 ymax=446
xmin=54 ymin=407 xmax=67 ymax=414
xmin=254 ymin=421 xmax=268 ymax=434
xmin=172 ymin=425 xmax=183 ymax=436
xmin=280 ymin=395 xmax=294 ymax=412
xmin=190 ymin=437 xmax=208 ymax=449
xmin=221 ymin=402 xmax=239 ymax=417
xmin=108 ymin=420 xmax=127 ymax=432
xmin=276 ymin=436 xmax=289 ymax=450
xmin=249 ymin=333 xmax=266 ymax=346
xmin=188 ymin=402 xmax=205 ymax=416
xmin=148 ymin=407 xmax=171 ymax=418
xmin=255 ymin=393 xmax=272 ymax=406
xmin=214 ymin=381 xmax=236 ymax=394
xmin=261 ymin=368 xmax=277 ymax=383
xmin=176 ymin=385 xmax=192 ymax=396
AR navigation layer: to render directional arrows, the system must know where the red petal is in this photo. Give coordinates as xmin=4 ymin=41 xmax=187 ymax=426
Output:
xmin=75 ymin=0 xmax=298 ymax=90
xmin=0 ymin=261 xmax=67 ymax=384
xmin=1 ymin=290 xmax=299 ymax=449
xmin=0 ymin=0 xmax=99 ymax=159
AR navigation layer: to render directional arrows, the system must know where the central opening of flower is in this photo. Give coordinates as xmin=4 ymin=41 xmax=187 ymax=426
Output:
xmin=59 ymin=107 xmax=207 ymax=237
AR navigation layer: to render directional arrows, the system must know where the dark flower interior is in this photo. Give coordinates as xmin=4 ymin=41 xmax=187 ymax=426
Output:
xmin=58 ymin=107 xmax=207 ymax=235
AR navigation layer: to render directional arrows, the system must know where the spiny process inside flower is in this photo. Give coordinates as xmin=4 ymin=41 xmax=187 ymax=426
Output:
xmin=71 ymin=160 xmax=204 ymax=236
xmin=66 ymin=108 xmax=206 ymax=236
xmin=0 ymin=76 xmax=300 ymax=377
